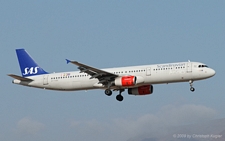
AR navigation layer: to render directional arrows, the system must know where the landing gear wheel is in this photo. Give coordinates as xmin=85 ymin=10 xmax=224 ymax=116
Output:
xmin=190 ymin=87 xmax=195 ymax=92
xmin=105 ymin=89 xmax=112 ymax=96
xmin=116 ymin=94 xmax=123 ymax=102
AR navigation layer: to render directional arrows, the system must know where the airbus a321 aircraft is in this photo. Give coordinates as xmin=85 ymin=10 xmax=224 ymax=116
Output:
xmin=8 ymin=49 xmax=216 ymax=101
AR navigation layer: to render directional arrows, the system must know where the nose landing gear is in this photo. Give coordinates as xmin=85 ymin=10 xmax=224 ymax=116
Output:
xmin=190 ymin=87 xmax=195 ymax=92
xmin=189 ymin=80 xmax=195 ymax=92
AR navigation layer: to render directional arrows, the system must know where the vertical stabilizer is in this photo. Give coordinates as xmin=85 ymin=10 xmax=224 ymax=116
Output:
xmin=16 ymin=49 xmax=48 ymax=77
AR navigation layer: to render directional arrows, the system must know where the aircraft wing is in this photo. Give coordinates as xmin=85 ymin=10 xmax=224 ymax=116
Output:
xmin=66 ymin=59 xmax=118 ymax=85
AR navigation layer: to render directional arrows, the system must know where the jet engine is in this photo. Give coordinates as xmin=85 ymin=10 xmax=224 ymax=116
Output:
xmin=114 ymin=76 xmax=144 ymax=87
xmin=128 ymin=85 xmax=153 ymax=95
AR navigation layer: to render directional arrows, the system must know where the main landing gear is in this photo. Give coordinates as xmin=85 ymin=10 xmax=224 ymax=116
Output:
xmin=189 ymin=80 xmax=195 ymax=92
xmin=116 ymin=89 xmax=124 ymax=102
xmin=104 ymin=89 xmax=124 ymax=102
xmin=105 ymin=89 xmax=112 ymax=96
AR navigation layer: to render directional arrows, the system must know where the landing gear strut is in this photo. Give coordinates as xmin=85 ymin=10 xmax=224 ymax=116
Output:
xmin=189 ymin=80 xmax=195 ymax=92
xmin=116 ymin=89 xmax=124 ymax=102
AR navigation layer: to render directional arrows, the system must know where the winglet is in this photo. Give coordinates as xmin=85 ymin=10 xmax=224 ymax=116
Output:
xmin=66 ymin=59 xmax=71 ymax=64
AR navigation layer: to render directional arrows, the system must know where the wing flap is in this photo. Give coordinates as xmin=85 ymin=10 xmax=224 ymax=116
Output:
xmin=7 ymin=74 xmax=33 ymax=81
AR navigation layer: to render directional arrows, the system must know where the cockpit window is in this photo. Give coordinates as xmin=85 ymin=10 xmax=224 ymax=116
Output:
xmin=198 ymin=65 xmax=208 ymax=68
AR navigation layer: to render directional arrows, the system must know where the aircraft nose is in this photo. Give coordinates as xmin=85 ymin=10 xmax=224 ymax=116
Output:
xmin=209 ymin=69 xmax=216 ymax=77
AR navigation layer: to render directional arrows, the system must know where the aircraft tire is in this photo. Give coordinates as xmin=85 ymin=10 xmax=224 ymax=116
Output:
xmin=105 ymin=89 xmax=112 ymax=96
xmin=190 ymin=87 xmax=195 ymax=92
xmin=116 ymin=94 xmax=123 ymax=102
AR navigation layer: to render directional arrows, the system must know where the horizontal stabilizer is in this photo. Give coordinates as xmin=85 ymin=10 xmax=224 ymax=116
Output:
xmin=7 ymin=74 xmax=33 ymax=81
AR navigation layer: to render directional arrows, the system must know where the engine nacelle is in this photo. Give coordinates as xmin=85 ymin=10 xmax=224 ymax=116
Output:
xmin=128 ymin=85 xmax=153 ymax=95
xmin=115 ymin=76 xmax=136 ymax=86
xmin=114 ymin=76 xmax=144 ymax=87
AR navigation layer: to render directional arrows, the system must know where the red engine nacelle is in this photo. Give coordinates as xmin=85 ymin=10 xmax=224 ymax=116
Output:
xmin=114 ymin=76 xmax=136 ymax=86
xmin=128 ymin=85 xmax=153 ymax=95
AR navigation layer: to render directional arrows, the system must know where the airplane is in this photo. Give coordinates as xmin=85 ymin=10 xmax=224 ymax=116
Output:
xmin=8 ymin=49 xmax=216 ymax=102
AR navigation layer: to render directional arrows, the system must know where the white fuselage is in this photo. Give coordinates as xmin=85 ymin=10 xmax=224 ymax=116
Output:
xmin=13 ymin=62 xmax=215 ymax=91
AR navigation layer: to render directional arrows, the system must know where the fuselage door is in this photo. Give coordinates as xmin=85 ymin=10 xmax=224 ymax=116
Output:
xmin=186 ymin=62 xmax=192 ymax=73
xmin=146 ymin=67 xmax=151 ymax=76
xmin=43 ymin=75 xmax=48 ymax=85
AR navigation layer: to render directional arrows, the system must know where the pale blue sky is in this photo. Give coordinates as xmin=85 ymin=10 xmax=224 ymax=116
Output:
xmin=1 ymin=1 xmax=224 ymax=141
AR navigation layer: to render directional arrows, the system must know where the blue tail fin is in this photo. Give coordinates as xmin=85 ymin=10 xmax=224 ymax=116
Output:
xmin=16 ymin=49 xmax=48 ymax=77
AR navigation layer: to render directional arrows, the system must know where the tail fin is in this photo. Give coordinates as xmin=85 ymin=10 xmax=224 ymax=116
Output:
xmin=16 ymin=49 xmax=48 ymax=77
